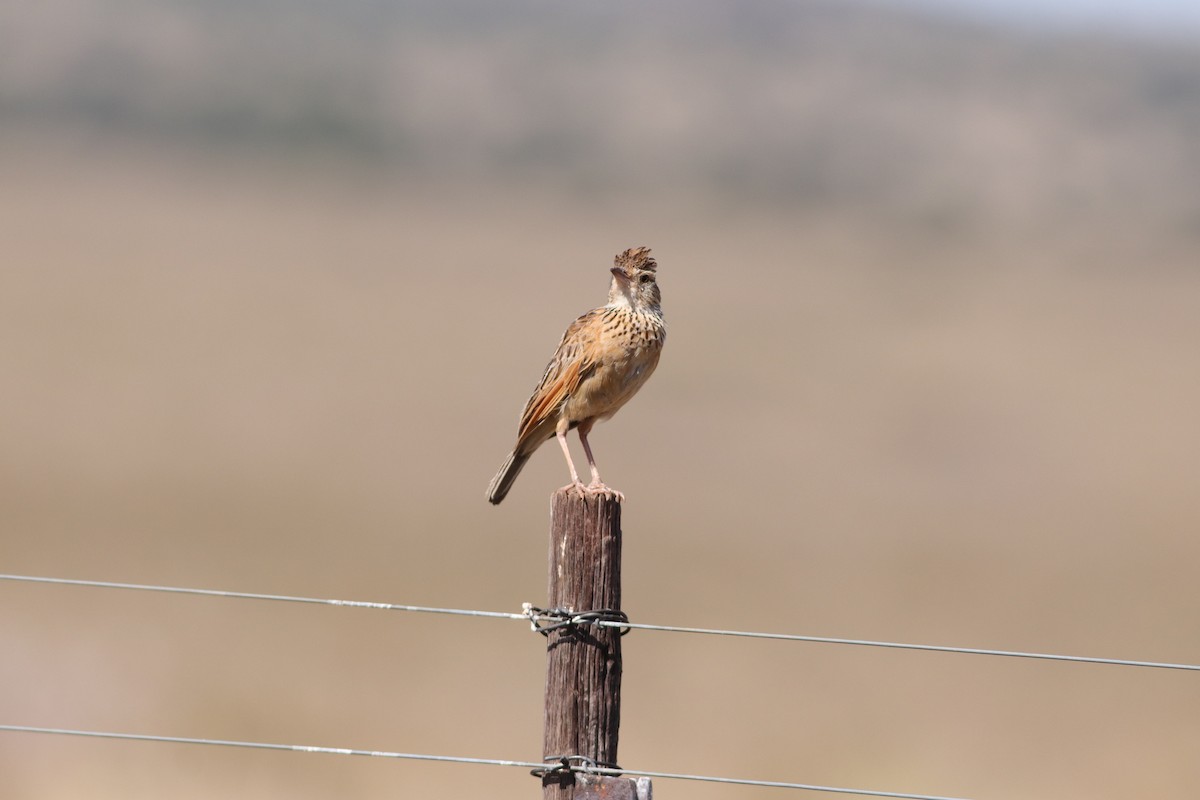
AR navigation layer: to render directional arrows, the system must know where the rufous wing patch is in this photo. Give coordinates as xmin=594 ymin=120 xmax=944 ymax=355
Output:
xmin=515 ymin=310 xmax=599 ymax=447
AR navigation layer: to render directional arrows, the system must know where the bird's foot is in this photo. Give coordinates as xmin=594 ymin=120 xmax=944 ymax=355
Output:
xmin=586 ymin=481 xmax=624 ymax=502
xmin=560 ymin=479 xmax=588 ymax=496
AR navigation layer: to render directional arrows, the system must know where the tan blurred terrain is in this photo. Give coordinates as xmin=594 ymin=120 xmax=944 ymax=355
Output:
xmin=3 ymin=2 xmax=1200 ymax=799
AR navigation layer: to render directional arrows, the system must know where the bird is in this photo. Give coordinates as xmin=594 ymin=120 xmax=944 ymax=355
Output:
xmin=486 ymin=246 xmax=666 ymax=505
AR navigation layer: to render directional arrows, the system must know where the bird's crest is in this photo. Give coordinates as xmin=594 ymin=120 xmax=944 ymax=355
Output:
xmin=615 ymin=246 xmax=656 ymax=272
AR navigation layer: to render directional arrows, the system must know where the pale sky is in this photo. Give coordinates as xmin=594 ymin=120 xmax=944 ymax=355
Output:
xmin=889 ymin=0 xmax=1200 ymax=33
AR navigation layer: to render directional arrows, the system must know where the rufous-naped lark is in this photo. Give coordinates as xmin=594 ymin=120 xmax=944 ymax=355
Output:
xmin=487 ymin=247 xmax=666 ymax=504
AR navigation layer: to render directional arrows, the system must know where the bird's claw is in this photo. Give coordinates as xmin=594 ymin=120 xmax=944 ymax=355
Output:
xmin=586 ymin=481 xmax=624 ymax=502
xmin=558 ymin=481 xmax=623 ymax=502
xmin=560 ymin=479 xmax=588 ymax=495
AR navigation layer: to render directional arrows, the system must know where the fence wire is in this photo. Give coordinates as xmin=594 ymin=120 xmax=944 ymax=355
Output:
xmin=0 ymin=724 xmax=973 ymax=800
xmin=3 ymin=573 xmax=1197 ymax=672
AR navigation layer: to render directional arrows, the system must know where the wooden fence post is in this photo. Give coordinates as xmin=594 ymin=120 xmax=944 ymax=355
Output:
xmin=541 ymin=487 xmax=650 ymax=800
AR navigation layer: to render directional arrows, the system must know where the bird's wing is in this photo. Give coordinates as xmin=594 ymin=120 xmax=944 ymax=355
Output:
xmin=516 ymin=309 xmax=601 ymax=448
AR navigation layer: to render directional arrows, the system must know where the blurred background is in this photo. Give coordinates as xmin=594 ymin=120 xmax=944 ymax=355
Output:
xmin=3 ymin=1 xmax=1199 ymax=798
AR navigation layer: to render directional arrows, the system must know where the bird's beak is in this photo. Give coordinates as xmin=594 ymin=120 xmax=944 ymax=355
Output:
xmin=610 ymin=266 xmax=630 ymax=282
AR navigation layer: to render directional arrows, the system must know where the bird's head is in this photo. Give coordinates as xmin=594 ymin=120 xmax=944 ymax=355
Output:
xmin=608 ymin=246 xmax=661 ymax=312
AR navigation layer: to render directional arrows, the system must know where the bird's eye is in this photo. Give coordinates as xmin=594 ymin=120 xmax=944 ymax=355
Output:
xmin=639 ymin=274 xmax=653 ymax=284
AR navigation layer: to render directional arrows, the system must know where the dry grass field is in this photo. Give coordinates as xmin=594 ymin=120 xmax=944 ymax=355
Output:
xmin=2 ymin=2 xmax=1199 ymax=799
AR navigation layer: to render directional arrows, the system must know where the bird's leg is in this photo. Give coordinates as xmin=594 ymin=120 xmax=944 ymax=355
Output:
xmin=578 ymin=421 xmax=622 ymax=499
xmin=577 ymin=420 xmax=603 ymax=487
xmin=556 ymin=427 xmax=586 ymax=492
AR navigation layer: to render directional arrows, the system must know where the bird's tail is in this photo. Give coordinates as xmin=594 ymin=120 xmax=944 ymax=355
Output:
xmin=486 ymin=451 xmax=531 ymax=505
